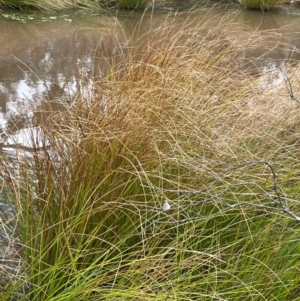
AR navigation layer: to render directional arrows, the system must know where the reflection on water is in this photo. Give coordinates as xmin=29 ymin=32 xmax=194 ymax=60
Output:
xmin=0 ymin=5 xmax=300 ymax=146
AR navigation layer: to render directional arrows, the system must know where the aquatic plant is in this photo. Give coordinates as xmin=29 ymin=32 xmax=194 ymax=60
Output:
xmin=2 ymin=9 xmax=300 ymax=301
xmin=238 ymin=0 xmax=283 ymax=10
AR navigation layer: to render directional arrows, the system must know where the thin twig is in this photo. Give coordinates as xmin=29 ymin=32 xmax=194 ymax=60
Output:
xmin=264 ymin=161 xmax=300 ymax=221
xmin=280 ymin=67 xmax=300 ymax=104
xmin=110 ymin=160 xmax=300 ymax=223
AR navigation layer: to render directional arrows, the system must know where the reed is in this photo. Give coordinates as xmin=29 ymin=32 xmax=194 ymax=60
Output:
xmin=2 ymin=10 xmax=300 ymax=301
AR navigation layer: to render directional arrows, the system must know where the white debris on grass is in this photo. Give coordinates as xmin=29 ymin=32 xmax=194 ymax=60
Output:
xmin=162 ymin=200 xmax=171 ymax=212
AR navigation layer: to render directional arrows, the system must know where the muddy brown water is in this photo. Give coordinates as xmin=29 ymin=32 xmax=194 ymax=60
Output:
xmin=1 ymin=3 xmax=300 ymax=144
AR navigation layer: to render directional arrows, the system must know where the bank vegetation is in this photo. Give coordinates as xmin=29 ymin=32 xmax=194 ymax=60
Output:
xmin=0 ymin=0 xmax=156 ymax=10
xmin=2 ymin=11 xmax=300 ymax=301
xmin=0 ymin=0 xmax=296 ymax=11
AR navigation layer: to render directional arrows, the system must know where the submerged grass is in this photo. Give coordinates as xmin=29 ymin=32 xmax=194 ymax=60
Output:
xmin=2 ymin=10 xmax=300 ymax=301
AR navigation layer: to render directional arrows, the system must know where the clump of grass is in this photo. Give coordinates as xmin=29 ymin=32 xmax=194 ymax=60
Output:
xmin=238 ymin=0 xmax=283 ymax=10
xmin=3 ymin=9 xmax=300 ymax=301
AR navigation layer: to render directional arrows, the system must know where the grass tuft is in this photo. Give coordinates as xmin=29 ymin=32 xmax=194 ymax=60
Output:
xmin=2 ymin=9 xmax=300 ymax=301
xmin=238 ymin=0 xmax=284 ymax=10
xmin=117 ymin=0 xmax=150 ymax=9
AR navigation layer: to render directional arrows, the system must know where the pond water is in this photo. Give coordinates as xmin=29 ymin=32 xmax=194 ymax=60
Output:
xmin=1 ymin=1 xmax=300 ymax=145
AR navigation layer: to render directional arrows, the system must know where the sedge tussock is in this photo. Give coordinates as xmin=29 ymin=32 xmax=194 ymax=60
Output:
xmin=3 ymin=10 xmax=300 ymax=301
